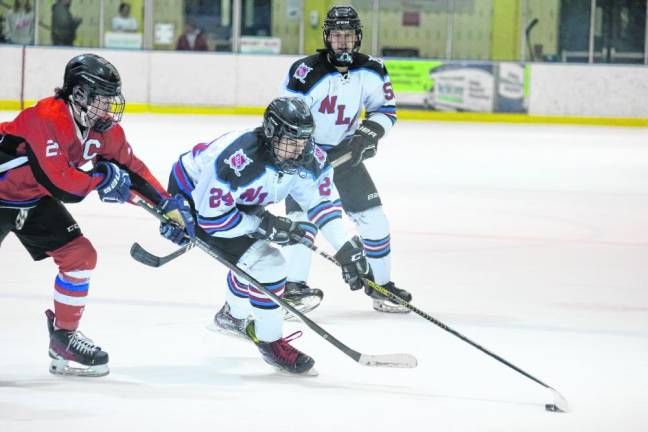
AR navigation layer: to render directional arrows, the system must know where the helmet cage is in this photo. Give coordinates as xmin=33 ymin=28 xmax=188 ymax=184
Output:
xmin=323 ymin=6 xmax=363 ymax=67
xmin=263 ymin=105 xmax=315 ymax=174
xmin=62 ymin=55 xmax=125 ymax=133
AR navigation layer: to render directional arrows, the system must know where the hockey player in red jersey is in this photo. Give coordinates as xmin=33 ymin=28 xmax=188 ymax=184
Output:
xmin=0 ymin=53 xmax=194 ymax=377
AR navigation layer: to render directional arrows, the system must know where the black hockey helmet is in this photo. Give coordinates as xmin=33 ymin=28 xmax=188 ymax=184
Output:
xmin=262 ymin=97 xmax=315 ymax=173
xmin=322 ymin=5 xmax=362 ymax=67
xmin=57 ymin=53 xmax=125 ymax=133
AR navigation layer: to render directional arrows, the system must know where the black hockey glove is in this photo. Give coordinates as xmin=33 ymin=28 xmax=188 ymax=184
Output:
xmin=348 ymin=120 xmax=385 ymax=167
xmin=94 ymin=161 xmax=132 ymax=203
xmin=334 ymin=236 xmax=373 ymax=291
xmin=253 ymin=211 xmax=318 ymax=246
xmin=158 ymin=194 xmax=196 ymax=246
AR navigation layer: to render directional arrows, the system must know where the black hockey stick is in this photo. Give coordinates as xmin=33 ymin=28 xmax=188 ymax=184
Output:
xmin=132 ymin=199 xmax=417 ymax=369
xmin=130 ymin=242 xmax=193 ymax=267
xmin=128 ymin=154 xmax=352 ymax=270
xmin=525 ymin=18 xmax=539 ymax=61
xmin=297 ymin=237 xmax=569 ymax=412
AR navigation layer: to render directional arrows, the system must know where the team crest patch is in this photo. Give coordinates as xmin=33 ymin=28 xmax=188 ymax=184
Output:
xmin=313 ymin=145 xmax=327 ymax=168
xmin=294 ymin=62 xmax=313 ymax=84
xmin=225 ymin=149 xmax=253 ymax=177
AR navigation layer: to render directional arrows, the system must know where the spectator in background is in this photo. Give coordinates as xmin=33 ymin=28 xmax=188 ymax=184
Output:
xmin=0 ymin=15 xmax=7 ymax=43
xmin=111 ymin=2 xmax=137 ymax=32
xmin=4 ymin=0 xmax=34 ymax=45
xmin=176 ymin=19 xmax=207 ymax=51
xmin=51 ymin=0 xmax=82 ymax=46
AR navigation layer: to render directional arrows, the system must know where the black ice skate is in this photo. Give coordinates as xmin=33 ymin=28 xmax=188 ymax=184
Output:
xmin=246 ymin=323 xmax=316 ymax=375
xmin=208 ymin=302 xmax=253 ymax=340
xmin=367 ymin=282 xmax=412 ymax=313
xmin=282 ymin=281 xmax=324 ymax=319
xmin=45 ymin=309 xmax=109 ymax=377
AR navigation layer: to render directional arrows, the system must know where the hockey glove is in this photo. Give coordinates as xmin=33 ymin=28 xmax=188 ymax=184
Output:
xmin=94 ymin=161 xmax=132 ymax=203
xmin=348 ymin=120 xmax=385 ymax=167
xmin=158 ymin=195 xmax=196 ymax=246
xmin=334 ymin=236 xmax=373 ymax=291
xmin=253 ymin=211 xmax=318 ymax=246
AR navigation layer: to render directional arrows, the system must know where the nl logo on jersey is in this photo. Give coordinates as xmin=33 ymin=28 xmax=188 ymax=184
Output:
xmin=225 ymin=149 xmax=253 ymax=177
xmin=294 ymin=62 xmax=313 ymax=84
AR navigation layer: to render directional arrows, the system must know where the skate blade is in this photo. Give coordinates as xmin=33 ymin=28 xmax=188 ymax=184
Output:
xmin=49 ymin=358 xmax=109 ymax=377
xmin=282 ymin=296 xmax=323 ymax=320
xmin=271 ymin=365 xmax=319 ymax=377
xmin=206 ymin=322 xmax=252 ymax=341
xmin=372 ymin=299 xmax=410 ymax=314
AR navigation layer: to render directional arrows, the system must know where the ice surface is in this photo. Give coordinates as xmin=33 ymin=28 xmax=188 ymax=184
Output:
xmin=1 ymin=112 xmax=647 ymax=431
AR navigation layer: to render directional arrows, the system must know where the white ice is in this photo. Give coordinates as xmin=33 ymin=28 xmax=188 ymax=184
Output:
xmin=1 ymin=113 xmax=647 ymax=431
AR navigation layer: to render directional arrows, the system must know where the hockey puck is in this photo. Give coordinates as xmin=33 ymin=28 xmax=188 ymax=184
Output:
xmin=545 ymin=404 xmax=560 ymax=412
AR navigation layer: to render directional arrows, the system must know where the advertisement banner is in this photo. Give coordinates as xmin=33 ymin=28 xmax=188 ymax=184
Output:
xmin=385 ymin=59 xmax=528 ymax=113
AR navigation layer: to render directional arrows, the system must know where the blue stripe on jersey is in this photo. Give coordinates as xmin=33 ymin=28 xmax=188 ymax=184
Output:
xmin=55 ymin=275 xmax=90 ymax=292
xmin=316 ymin=211 xmax=342 ymax=228
xmin=172 ymin=160 xmax=195 ymax=195
xmin=198 ymin=208 xmax=243 ymax=233
xmin=0 ymin=197 xmax=40 ymax=208
xmin=363 ymin=235 xmax=390 ymax=246
xmin=375 ymin=106 xmax=396 ymax=113
xmin=369 ymin=110 xmax=397 ymax=125
xmin=307 ymin=199 xmax=340 ymax=219
xmin=363 ymin=235 xmax=391 ymax=258
xmin=365 ymin=248 xmax=391 ymax=259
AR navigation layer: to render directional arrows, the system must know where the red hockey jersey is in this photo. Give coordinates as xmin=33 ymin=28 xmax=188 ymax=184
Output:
xmin=0 ymin=97 xmax=167 ymax=208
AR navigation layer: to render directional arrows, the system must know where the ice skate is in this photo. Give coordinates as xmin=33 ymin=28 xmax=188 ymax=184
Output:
xmin=45 ymin=309 xmax=109 ymax=377
xmin=282 ymin=281 xmax=324 ymax=319
xmin=246 ymin=323 xmax=317 ymax=376
xmin=207 ymin=303 xmax=253 ymax=340
xmin=368 ymin=282 xmax=412 ymax=314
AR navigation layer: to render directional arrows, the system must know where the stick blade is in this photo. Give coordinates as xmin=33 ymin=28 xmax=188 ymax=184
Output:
xmin=358 ymin=353 xmax=418 ymax=368
xmin=547 ymin=388 xmax=569 ymax=413
xmin=130 ymin=242 xmax=161 ymax=267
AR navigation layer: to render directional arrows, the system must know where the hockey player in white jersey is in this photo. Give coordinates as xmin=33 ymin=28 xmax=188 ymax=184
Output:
xmin=160 ymin=97 xmax=372 ymax=375
xmin=280 ymin=5 xmax=411 ymax=314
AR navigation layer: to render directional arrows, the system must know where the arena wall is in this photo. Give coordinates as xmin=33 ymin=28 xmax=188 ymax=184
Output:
xmin=0 ymin=46 xmax=646 ymax=125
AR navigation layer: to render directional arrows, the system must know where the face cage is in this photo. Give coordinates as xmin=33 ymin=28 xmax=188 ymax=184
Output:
xmin=272 ymin=135 xmax=314 ymax=174
xmin=87 ymin=94 xmax=125 ymax=133
xmin=323 ymin=27 xmax=362 ymax=66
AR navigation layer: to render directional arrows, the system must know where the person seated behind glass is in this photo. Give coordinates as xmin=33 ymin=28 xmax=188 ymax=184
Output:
xmin=111 ymin=2 xmax=137 ymax=32
xmin=176 ymin=19 xmax=207 ymax=51
xmin=5 ymin=0 xmax=35 ymax=45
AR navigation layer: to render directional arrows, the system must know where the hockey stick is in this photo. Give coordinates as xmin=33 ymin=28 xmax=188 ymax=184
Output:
xmin=525 ymin=18 xmax=539 ymax=61
xmin=329 ymin=152 xmax=352 ymax=168
xmin=132 ymin=199 xmax=417 ymax=369
xmin=296 ymin=237 xmax=569 ymax=412
xmin=130 ymin=242 xmax=193 ymax=267
xmin=129 ymin=154 xmax=352 ymax=269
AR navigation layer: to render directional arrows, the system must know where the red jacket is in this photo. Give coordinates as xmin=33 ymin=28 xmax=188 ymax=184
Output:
xmin=0 ymin=97 xmax=167 ymax=208
xmin=176 ymin=32 xmax=208 ymax=51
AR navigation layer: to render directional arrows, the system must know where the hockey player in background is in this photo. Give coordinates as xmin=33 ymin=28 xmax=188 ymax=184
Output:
xmin=165 ymin=97 xmax=372 ymax=375
xmin=280 ymin=5 xmax=411 ymax=314
xmin=0 ymin=53 xmax=194 ymax=377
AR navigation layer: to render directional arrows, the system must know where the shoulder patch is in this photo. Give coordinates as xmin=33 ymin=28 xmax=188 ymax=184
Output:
xmin=286 ymin=53 xmax=335 ymax=94
xmin=224 ymin=149 xmax=253 ymax=177
xmin=293 ymin=62 xmax=313 ymax=84
xmin=313 ymin=145 xmax=327 ymax=169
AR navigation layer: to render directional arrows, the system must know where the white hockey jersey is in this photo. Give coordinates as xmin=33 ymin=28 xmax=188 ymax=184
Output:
xmin=281 ymin=51 xmax=397 ymax=151
xmin=172 ymin=128 xmax=349 ymax=248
